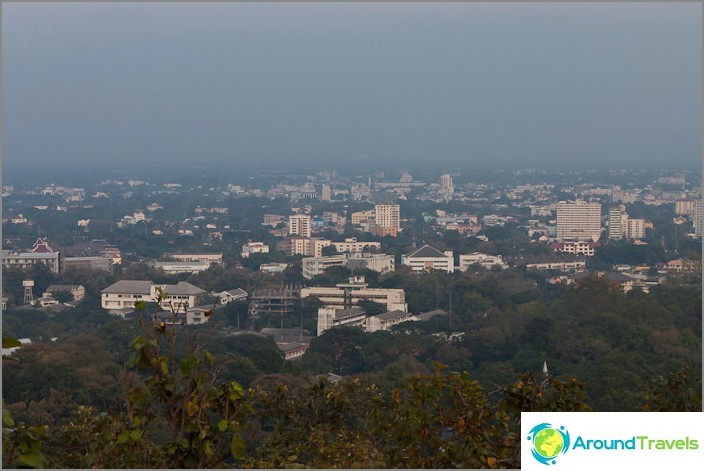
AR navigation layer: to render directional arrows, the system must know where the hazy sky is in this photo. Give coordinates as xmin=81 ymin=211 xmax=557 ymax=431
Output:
xmin=2 ymin=2 xmax=701 ymax=175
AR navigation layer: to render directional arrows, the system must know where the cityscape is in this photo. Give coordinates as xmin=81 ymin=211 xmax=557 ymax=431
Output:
xmin=2 ymin=2 xmax=701 ymax=469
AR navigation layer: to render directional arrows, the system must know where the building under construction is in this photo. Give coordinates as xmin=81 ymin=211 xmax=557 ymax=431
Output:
xmin=247 ymin=285 xmax=300 ymax=321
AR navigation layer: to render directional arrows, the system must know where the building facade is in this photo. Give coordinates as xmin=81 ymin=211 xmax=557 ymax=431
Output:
xmin=402 ymin=245 xmax=454 ymax=273
xmin=288 ymin=214 xmax=312 ymax=238
xmin=556 ymin=201 xmax=602 ymax=242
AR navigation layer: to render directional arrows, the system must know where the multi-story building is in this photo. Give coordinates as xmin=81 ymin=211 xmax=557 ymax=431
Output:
xmin=241 ymin=242 xmax=270 ymax=258
xmin=457 ymin=253 xmax=507 ymax=271
xmin=2 ymin=239 xmax=61 ymax=273
xmin=438 ymin=174 xmax=454 ymax=197
xmin=331 ymin=238 xmax=381 ymax=253
xmin=625 ymin=218 xmax=646 ymax=239
xmin=62 ymin=256 xmax=112 ymax=272
xmin=290 ymin=237 xmax=331 ymax=257
xmin=401 ymin=245 xmax=454 ymax=273
xmin=351 ymin=210 xmax=375 ymax=225
xmin=163 ymin=252 xmax=223 ymax=266
xmin=302 ymin=255 xmax=348 ymax=279
xmin=608 ymin=206 xmax=625 ymax=240
xmin=548 ymin=241 xmax=599 ymax=257
xmin=345 ymin=253 xmax=395 ymax=274
xmin=675 ymin=198 xmax=697 ymax=216
xmin=556 ymin=201 xmax=602 ymax=242
xmin=374 ymin=204 xmax=400 ymax=236
xmin=320 ymin=184 xmax=332 ymax=202
xmin=693 ymin=200 xmax=702 ymax=236
xmin=152 ymin=261 xmax=212 ymax=274
xmin=262 ymin=214 xmax=285 ymax=227
xmin=301 ymin=276 xmax=407 ymax=312
xmin=288 ymin=214 xmax=312 ymax=238
xmin=101 ymin=280 xmax=204 ymax=314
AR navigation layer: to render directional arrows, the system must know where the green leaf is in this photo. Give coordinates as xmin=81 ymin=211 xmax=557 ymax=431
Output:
xmin=129 ymin=429 xmax=143 ymax=441
xmin=2 ymin=337 xmax=22 ymax=348
xmin=117 ymin=430 xmax=129 ymax=444
xmin=3 ymin=407 xmax=15 ymax=427
xmin=217 ymin=419 xmax=228 ymax=432
xmin=18 ymin=450 xmax=47 ymax=469
xmin=230 ymin=434 xmax=246 ymax=459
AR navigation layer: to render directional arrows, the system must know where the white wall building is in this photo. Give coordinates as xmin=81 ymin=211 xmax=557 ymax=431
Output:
xmin=556 ymin=201 xmax=602 ymax=242
xmin=457 ymin=253 xmax=507 ymax=271
xmin=301 ymin=277 xmax=407 ymax=312
xmin=302 ymin=255 xmax=348 ymax=279
xmin=332 ymin=238 xmax=382 ymax=253
xmin=101 ymin=280 xmax=204 ymax=313
xmin=241 ymin=242 xmax=270 ymax=258
xmin=374 ymin=204 xmax=400 ymax=230
xmin=401 ymin=245 xmax=454 ymax=273
xmin=288 ymin=214 xmax=312 ymax=238
xmin=625 ymin=218 xmax=646 ymax=239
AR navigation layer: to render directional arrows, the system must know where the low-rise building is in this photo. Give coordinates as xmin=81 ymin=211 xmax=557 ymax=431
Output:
xmin=302 ymin=255 xmax=348 ymax=279
xmin=218 ymin=288 xmax=248 ymax=305
xmin=457 ymin=253 xmax=508 ymax=271
xmin=331 ymin=238 xmax=382 ymax=253
xmin=241 ymin=242 xmax=270 ymax=258
xmin=366 ymin=310 xmax=415 ymax=332
xmin=152 ymin=261 xmax=212 ymax=274
xmin=401 ymin=245 xmax=454 ymax=273
xmin=345 ymin=252 xmax=395 ymax=274
xmin=101 ymin=280 xmax=205 ymax=314
xmin=163 ymin=252 xmax=223 ymax=266
xmin=44 ymin=284 xmax=86 ymax=301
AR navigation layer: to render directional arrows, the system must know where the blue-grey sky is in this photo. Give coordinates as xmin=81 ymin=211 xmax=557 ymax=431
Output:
xmin=2 ymin=2 xmax=701 ymax=175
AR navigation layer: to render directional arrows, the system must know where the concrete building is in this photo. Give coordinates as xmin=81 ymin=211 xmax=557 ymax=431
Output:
xmin=317 ymin=307 xmax=368 ymax=336
xmin=374 ymin=204 xmax=400 ymax=235
xmin=608 ymin=206 xmax=625 ymax=240
xmin=402 ymin=245 xmax=454 ymax=273
xmin=366 ymin=310 xmax=416 ymax=332
xmin=288 ymin=214 xmax=312 ymax=238
xmin=438 ymin=174 xmax=454 ymax=197
xmin=301 ymin=276 xmax=407 ymax=312
xmin=163 ymin=252 xmax=223 ymax=265
xmin=345 ymin=253 xmax=395 ymax=274
xmin=625 ymin=218 xmax=646 ymax=239
xmin=152 ymin=261 xmax=212 ymax=274
xmin=351 ymin=210 xmax=375 ymax=225
xmin=331 ymin=238 xmax=381 ymax=253
xmin=241 ymin=242 xmax=270 ymax=258
xmin=62 ymin=256 xmax=112 ymax=273
xmin=302 ymin=255 xmax=348 ymax=279
xmin=457 ymin=253 xmax=507 ymax=271
xmin=556 ymin=201 xmax=602 ymax=242
xmin=44 ymin=284 xmax=86 ymax=301
xmin=101 ymin=280 xmax=204 ymax=313
xmin=290 ymin=237 xmax=332 ymax=257
xmin=694 ymin=200 xmax=703 ymax=236
xmin=218 ymin=288 xmax=248 ymax=305
xmin=320 ymin=184 xmax=332 ymax=202
xmin=3 ymin=238 xmax=62 ymax=274
xmin=675 ymin=199 xmax=697 ymax=216
xmin=548 ymin=241 xmax=599 ymax=257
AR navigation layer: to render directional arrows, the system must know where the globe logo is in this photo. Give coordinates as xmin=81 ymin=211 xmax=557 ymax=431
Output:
xmin=527 ymin=423 xmax=570 ymax=465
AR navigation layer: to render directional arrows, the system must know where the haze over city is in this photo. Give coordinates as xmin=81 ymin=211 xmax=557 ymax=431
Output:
xmin=2 ymin=2 xmax=701 ymax=180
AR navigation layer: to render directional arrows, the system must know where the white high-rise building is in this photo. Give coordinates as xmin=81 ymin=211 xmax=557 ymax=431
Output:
xmin=321 ymin=184 xmax=332 ymax=202
xmin=374 ymin=204 xmax=400 ymax=230
xmin=556 ymin=201 xmax=602 ymax=242
xmin=694 ymin=200 xmax=703 ymax=236
xmin=288 ymin=214 xmax=312 ymax=238
xmin=608 ymin=206 xmax=625 ymax=240
xmin=439 ymin=174 xmax=454 ymax=196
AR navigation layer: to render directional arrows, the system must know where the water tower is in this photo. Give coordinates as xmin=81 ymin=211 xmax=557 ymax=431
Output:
xmin=22 ymin=280 xmax=34 ymax=305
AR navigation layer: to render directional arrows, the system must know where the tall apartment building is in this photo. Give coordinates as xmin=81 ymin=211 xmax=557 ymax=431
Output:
xmin=288 ymin=214 xmax=312 ymax=238
xmin=439 ymin=174 xmax=454 ymax=196
xmin=320 ymin=184 xmax=332 ymax=202
xmin=374 ymin=204 xmax=400 ymax=236
xmin=625 ymin=218 xmax=646 ymax=239
xmin=694 ymin=200 xmax=703 ymax=236
xmin=556 ymin=201 xmax=602 ymax=242
xmin=608 ymin=206 xmax=625 ymax=240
